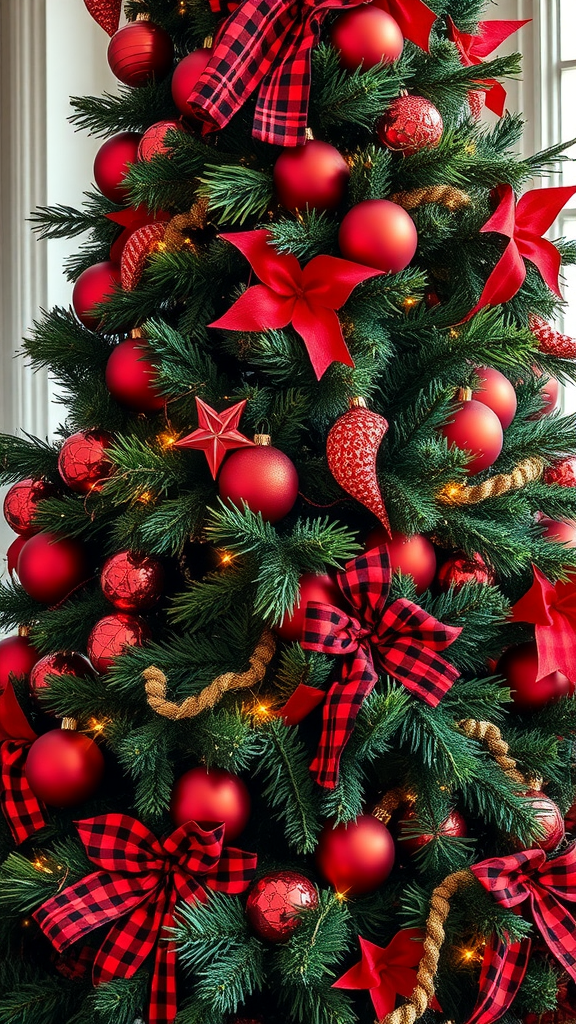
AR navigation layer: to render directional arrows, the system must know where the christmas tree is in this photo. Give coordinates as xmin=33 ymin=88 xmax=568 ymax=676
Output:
xmin=2 ymin=0 xmax=576 ymax=1022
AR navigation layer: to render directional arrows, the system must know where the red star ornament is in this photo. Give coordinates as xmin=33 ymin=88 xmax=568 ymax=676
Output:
xmin=447 ymin=17 xmax=530 ymax=116
xmin=174 ymin=397 xmax=255 ymax=477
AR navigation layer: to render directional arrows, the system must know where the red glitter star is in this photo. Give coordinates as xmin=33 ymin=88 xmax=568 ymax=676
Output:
xmin=174 ymin=397 xmax=254 ymax=477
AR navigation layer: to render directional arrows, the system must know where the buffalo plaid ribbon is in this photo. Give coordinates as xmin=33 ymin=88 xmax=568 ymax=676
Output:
xmin=466 ymin=845 xmax=576 ymax=1024
xmin=34 ymin=814 xmax=257 ymax=1024
xmin=0 ymin=680 xmax=48 ymax=845
xmin=301 ymin=546 xmax=462 ymax=788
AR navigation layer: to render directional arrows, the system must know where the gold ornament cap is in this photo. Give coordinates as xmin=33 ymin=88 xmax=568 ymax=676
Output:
xmin=349 ymin=396 xmax=367 ymax=409
xmin=61 ymin=718 xmax=78 ymax=731
xmin=18 ymin=624 xmax=30 ymax=638
xmin=131 ymin=327 xmax=145 ymax=339
xmin=458 ymin=387 xmax=473 ymax=402
xmin=254 ymin=433 xmax=272 ymax=446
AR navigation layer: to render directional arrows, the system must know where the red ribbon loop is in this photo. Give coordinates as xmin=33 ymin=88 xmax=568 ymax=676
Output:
xmin=512 ymin=565 xmax=576 ymax=685
xmin=0 ymin=681 xmax=48 ymax=845
xmin=447 ymin=17 xmax=530 ymax=116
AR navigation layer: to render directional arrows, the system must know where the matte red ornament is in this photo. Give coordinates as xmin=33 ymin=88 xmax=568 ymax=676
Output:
xmin=87 ymin=613 xmax=151 ymax=674
xmin=174 ymin=397 xmax=255 ymax=478
xmin=273 ymin=141 xmax=350 ymax=212
xmin=58 ymin=430 xmax=114 ymax=494
xmin=524 ymin=790 xmax=565 ymax=852
xmin=471 ymin=366 xmax=517 ymax=429
xmin=373 ymin=0 xmax=437 ymax=51
xmin=330 ymin=7 xmax=403 ymax=71
xmin=447 ymin=17 xmax=530 ymax=117
xmin=6 ymin=536 xmax=27 ymax=576
xmin=137 ymin=120 xmax=183 ymax=161
xmin=3 ymin=478 xmax=56 ymax=536
xmin=105 ymin=336 xmax=164 ymax=412
xmin=275 ymin=573 xmax=342 ymax=642
xmin=100 ymin=550 xmax=164 ymax=611
xmin=18 ymin=533 xmax=89 ymax=605
xmin=218 ymin=442 xmax=299 ymax=524
xmin=93 ymin=132 xmax=142 ymax=204
xmin=83 ymin=0 xmax=122 ymax=36
xmin=540 ymin=517 xmax=576 ymax=548
xmin=365 ymin=528 xmax=436 ymax=593
xmin=0 ymin=634 xmax=40 ymax=691
xmin=327 ymin=400 xmax=391 ymax=534
xmin=171 ymin=48 xmax=213 ymax=115
xmin=170 ymin=766 xmax=251 ymax=840
xmin=441 ymin=397 xmax=503 ymax=474
xmin=25 ymin=728 xmax=104 ymax=807
xmin=377 ymin=96 xmax=443 ymax=156
xmin=120 ymin=221 xmax=166 ymax=291
xmin=339 ymin=199 xmax=418 ymax=274
xmin=107 ymin=20 xmax=174 ymax=87
xmin=545 ymin=459 xmax=576 ymax=488
xmin=29 ymin=652 xmax=95 ymax=705
xmin=529 ymin=313 xmax=576 ymax=359
xmin=398 ymin=807 xmax=468 ymax=853
xmin=437 ymin=552 xmax=495 ymax=591
xmin=498 ymin=641 xmax=573 ymax=712
xmin=246 ymin=871 xmax=318 ymax=942
xmin=72 ymin=261 xmax=121 ymax=330
xmin=316 ymin=815 xmax=395 ymax=895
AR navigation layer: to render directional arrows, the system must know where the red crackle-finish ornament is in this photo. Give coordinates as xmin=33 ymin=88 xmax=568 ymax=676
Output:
xmin=3 ymin=478 xmax=57 ymax=536
xmin=137 ymin=120 xmax=183 ymax=161
xmin=326 ymin=397 xmax=391 ymax=535
xmin=87 ymin=613 xmax=151 ymax=674
xmin=100 ymin=550 xmax=164 ymax=611
xmin=58 ymin=430 xmax=114 ymax=494
xmin=246 ymin=871 xmax=318 ymax=942
xmin=120 ymin=221 xmax=166 ymax=291
xmin=377 ymin=95 xmax=443 ymax=157
xmin=545 ymin=459 xmax=576 ymax=487
xmin=529 ymin=313 xmax=576 ymax=359
xmin=437 ymin=552 xmax=496 ymax=591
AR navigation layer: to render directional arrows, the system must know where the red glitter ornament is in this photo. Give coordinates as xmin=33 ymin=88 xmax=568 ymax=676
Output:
xmin=58 ymin=430 xmax=114 ymax=494
xmin=436 ymin=552 xmax=495 ymax=591
xmin=540 ymin=517 xmax=576 ymax=548
xmin=0 ymin=634 xmax=40 ymax=691
xmin=18 ymin=533 xmax=89 ymax=605
xmin=93 ymin=132 xmax=141 ymax=204
xmin=377 ymin=95 xmax=443 ymax=156
xmin=545 ymin=459 xmax=576 ymax=487
xmin=3 ymin=478 xmax=56 ymax=536
xmin=29 ymin=652 xmax=95 ymax=705
xmin=25 ymin=726 xmax=104 ymax=807
xmin=524 ymin=790 xmax=565 ymax=852
xmin=120 ymin=221 xmax=166 ymax=291
xmin=365 ymin=528 xmax=436 ymax=593
xmin=327 ymin=398 xmax=390 ymax=535
xmin=339 ymin=199 xmax=418 ymax=274
xmin=170 ymin=766 xmax=251 ymax=840
xmin=316 ymin=815 xmax=395 ymax=895
xmin=440 ymin=396 xmax=503 ymax=474
xmin=171 ymin=48 xmax=213 ymax=115
xmin=529 ymin=313 xmax=576 ymax=359
xmin=100 ymin=550 xmax=164 ymax=611
xmin=468 ymin=90 xmax=484 ymax=120
xmin=218 ymin=439 xmax=299 ymax=524
xmin=107 ymin=20 xmax=174 ymax=87
xmin=72 ymin=261 xmax=121 ymax=330
xmin=105 ymin=335 xmax=164 ymax=412
xmin=330 ymin=7 xmax=403 ymax=71
xmin=498 ymin=640 xmax=573 ymax=712
xmin=273 ymin=140 xmax=350 ymax=212
xmin=274 ymin=573 xmax=341 ymax=642
xmin=83 ymin=0 xmax=122 ymax=36
xmin=398 ymin=808 xmax=468 ymax=853
xmin=471 ymin=366 xmax=517 ymax=429
xmin=246 ymin=871 xmax=318 ymax=942
xmin=137 ymin=120 xmax=183 ymax=161
xmin=87 ymin=613 xmax=151 ymax=674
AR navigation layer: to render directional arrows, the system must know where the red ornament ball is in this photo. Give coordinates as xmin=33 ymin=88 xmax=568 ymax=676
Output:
xmin=171 ymin=48 xmax=212 ymax=115
xmin=365 ymin=527 xmax=436 ymax=594
xmin=6 ymin=536 xmax=27 ymax=576
xmin=138 ymin=120 xmax=182 ymax=161
xmin=170 ymin=766 xmax=251 ymax=840
xmin=275 ymin=573 xmax=341 ymax=642
xmin=545 ymin=459 xmax=576 ymax=488
xmin=3 ymin=478 xmax=56 ymax=536
xmin=107 ymin=20 xmax=174 ymax=87
xmin=498 ymin=641 xmax=573 ymax=712
xmin=437 ymin=553 xmax=495 ymax=591
xmin=316 ymin=815 xmax=395 ymax=895
xmin=425 ymin=289 xmax=441 ymax=308
xmin=339 ymin=199 xmax=418 ymax=273
xmin=532 ymin=368 xmax=560 ymax=418
xmin=398 ymin=808 xmax=468 ymax=854
xmin=0 ymin=634 xmax=40 ymax=691
xmin=377 ymin=95 xmax=443 ymax=156
xmin=273 ymin=141 xmax=350 ymax=213
xmin=105 ymin=337 xmax=164 ymax=412
xmin=101 ymin=550 xmax=164 ymax=611
xmin=471 ymin=367 xmax=517 ymax=429
xmin=58 ymin=430 xmax=114 ymax=494
xmin=540 ymin=517 xmax=576 ymax=548
xmin=18 ymin=533 xmax=89 ymax=605
xmin=330 ymin=7 xmax=403 ymax=71
xmin=441 ymin=398 xmax=503 ymax=474
xmin=246 ymin=872 xmax=318 ymax=942
xmin=72 ymin=261 xmax=121 ymax=330
xmin=25 ymin=728 xmax=105 ymax=807
xmin=524 ymin=790 xmax=565 ymax=852
xmin=218 ymin=444 xmax=299 ymax=524
xmin=93 ymin=132 xmax=141 ymax=203
xmin=87 ymin=613 xmax=151 ymax=674
xmin=29 ymin=652 xmax=95 ymax=705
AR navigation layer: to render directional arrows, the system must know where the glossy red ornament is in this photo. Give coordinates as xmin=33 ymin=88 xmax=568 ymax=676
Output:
xmin=339 ymin=200 xmax=418 ymax=274
xmin=540 ymin=517 xmax=576 ymax=548
xmin=87 ymin=613 xmax=151 ymax=674
xmin=6 ymin=536 xmax=27 ymax=575
xmin=273 ymin=141 xmax=350 ymax=212
xmin=471 ymin=367 xmax=517 ymax=429
xmin=545 ymin=459 xmax=576 ymax=487
xmin=0 ymin=634 xmax=40 ymax=691
xmin=365 ymin=528 xmax=436 ymax=594
xmin=100 ymin=550 xmax=164 ymax=611
xmin=524 ymin=790 xmax=565 ymax=852
xmin=425 ymin=289 xmax=440 ymax=308
xmin=29 ymin=652 xmax=95 ymax=705
xmin=171 ymin=48 xmax=212 ymax=115
xmin=246 ymin=871 xmax=318 ymax=942
xmin=316 ymin=815 xmax=395 ymax=895
xmin=137 ymin=120 xmax=182 ymax=161
xmin=436 ymin=553 xmax=495 ymax=591
xmin=377 ymin=95 xmax=443 ymax=156
xmin=529 ymin=313 xmax=576 ymax=360
xmin=72 ymin=261 xmax=121 ymax=329
xmin=498 ymin=641 xmax=573 ymax=712
xmin=25 ymin=728 xmax=105 ymax=807
xmin=330 ymin=7 xmax=404 ymax=71
xmin=170 ymin=766 xmax=251 ymax=840
xmin=3 ymin=478 xmax=56 ymax=536
xmin=441 ymin=398 xmax=503 ymax=474
xmin=275 ymin=574 xmax=341 ymax=642
xmin=58 ymin=430 xmax=114 ymax=494
xmin=105 ymin=336 xmax=164 ymax=412
xmin=327 ymin=401 xmax=390 ymax=533
xmin=398 ymin=808 xmax=468 ymax=853
xmin=218 ymin=443 xmax=299 ymax=524
xmin=17 ymin=533 xmax=89 ymax=605
xmin=107 ymin=20 xmax=174 ymax=87
xmin=93 ymin=132 xmax=141 ymax=203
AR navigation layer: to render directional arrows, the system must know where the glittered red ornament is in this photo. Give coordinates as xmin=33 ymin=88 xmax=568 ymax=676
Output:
xmin=218 ymin=441 xmax=299 ymax=524
xmin=58 ymin=430 xmax=114 ymax=494
xmin=3 ymin=478 xmax=56 ymax=536
xmin=339 ymin=199 xmax=418 ymax=273
xmin=471 ymin=366 xmax=517 ymax=429
xmin=529 ymin=313 xmax=576 ymax=359
xmin=398 ymin=808 xmax=468 ymax=853
xmin=273 ymin=141 xmax=350 ymax=212
xmin=83 ymin=0 xmax=122 ymax=36
xmin=540 ymin=517 xmax=576 ymax=548
xmin=107 ymin=205 xmax=171 ymax=263
xmin=105 ymin=335 xmax=164 ymax=412
xmin=18 ymin=533 xmax=89 ymax=605
xmin=100 ymin=550 xmax=164 ymax=611
xmin=72 ymin=261 xmax=121 ymax=330
xmin=0 ymin=634 xmax=40 ymax=691
xmin=275 ymin=573 xmax=342 ymax=642
xmin=87 ymin=613 xmax=151 ymax=674
xmin=524 ymin=790 xmax=565 ymax=852
xmin=107 ymin=20 xmax=174 ymax=87
xmin=327 ymin=399 xmax=390 ymax=534
xmin=170 ymin=766 xmax=251 ymax=840
xmin=25 ymin=727 xmax=104 ymax=807
xmin=120 ymin=221 xmax=166 ymax=291
xmin=498 ymin=641 xmax=573 ymax=712
xmin=441 ymin=397 xmax=503 ymax=474
xmin=29 ymin=652 xmax=95 ymax=705
xmin=6 ymin=536 xmax=27 ymax=575
xmin=377 ymin=95 xmax=443 ymax=156
xmin=468 ymin=90 xmax=484 ymax=120
xmin=137 ymin=120 xmax=183 ymax=161
xmin=545 ymin=459 xmax=576 ymax=487
xmin=316 ymin=815 xmax=395 ymax=895
xmin=246 ymin=871 xmax=318 ymax=942
xmin=436 ymin=553 xmax=495 ymax=591
xmin=330 ymin=7 xmax=404 ymax=71
xmin=365 ymin=528 xmax=436 ymax=593
xmin=171 ymin=48 xmax=213 ymax=115
xmin=93 ymin=132 xmax=142 ymax=204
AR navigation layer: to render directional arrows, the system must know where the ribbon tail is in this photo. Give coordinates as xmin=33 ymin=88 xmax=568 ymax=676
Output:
xmin=530 ymin=890 xmax=576 ymax=981
xmin=149 ymin=890 xmax=179 ymax=1024
xmin=310 ymin=655 xmax=378 ymax=789
xmin=253 ymin=24 xmax=314 ymax=146
xmin=482 ymin=79 xmax=508 ymax=117
xmin=466 ymin=934 xmax=531 ymax=1024
xmin=464 ymin=239 xmax=526 ymax=320
xmin=1 ymin=741 xmax=48 ymax=845
xmin=292 ymin=302 xmax=354 ymax=380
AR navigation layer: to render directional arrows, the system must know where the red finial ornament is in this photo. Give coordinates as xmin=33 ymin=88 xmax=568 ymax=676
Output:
xmin=326 ymin=398 xmax=391 ymax=535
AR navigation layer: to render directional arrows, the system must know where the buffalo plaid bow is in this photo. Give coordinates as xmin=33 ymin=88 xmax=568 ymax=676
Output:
xmin=0 ymin=681 xmax=48 ymax=844
xmin=301 ymin=546 xmax=462 ymax=788
xmin=466 ymin=845 xmax=576 ymax=1024
xmin=34 ymin=815 xmax=257 ymax=1024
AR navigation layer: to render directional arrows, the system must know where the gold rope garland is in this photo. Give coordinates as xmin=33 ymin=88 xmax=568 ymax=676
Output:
xmin=163 ymin=197 xmax=210 ymax=254
xmin=372 ymin=787 xmax=408 ymax=825
xmin=457 ymin=719 xmax=527 ymax=785
xmin=437 ymin=456 xmax=544 ymax=505
xmin=389 ymin=185 xmax=471 ymax=212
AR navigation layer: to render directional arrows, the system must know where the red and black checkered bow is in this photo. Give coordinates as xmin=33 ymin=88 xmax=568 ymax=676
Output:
xmin=34 ymin=814 xmax=257 ymax=1024
xmin=187 ymin=0 xmax=368 ymax=147
xmin=0 ymin=681 xmax=48 ymax=844
xmin=466 ymin=845 xmax=576 ymax=1024
xmin=300 ymin=546 xmax=462 ymax=788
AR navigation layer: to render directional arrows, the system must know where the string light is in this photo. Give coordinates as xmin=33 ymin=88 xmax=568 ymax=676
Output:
xmin=137 ymin=491 xmax=155 ymax=505
xmin=85 ymin=717 xmax=109 ymax=735
xmin=157 ymin=430 xmax=179 ymax=451
xmin=437 ymin=482 xmax=465 ymax=504
xmin=403 ymin=296 xmax=419 ymax=311
xmin=335 ymin=890 xmax=349 ymax=902
xmin=219 ymin=551 xmax=235 ymax=566
xmin=448 ymin=328 xmax=460 ymax=339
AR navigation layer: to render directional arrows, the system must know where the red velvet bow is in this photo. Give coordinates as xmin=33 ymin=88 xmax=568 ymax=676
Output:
xmin=0 ymin=681 xmax=48 ymax=844
xmin=34 ymin=815 xmax=257 ymax=1024
xmin=376 ymin=0 xmax=437 ymax=52
xmin=447 ymin=17 xmax=530 ymax=116
xmin=299 ymin=545 xmax=462 ymax=788
xmin=466 ymin=183 xmax=576 ymax=319
xmin=210 ymin=230 xmax=382 ymax=379
xmin=512 ymin=566 xmax=576 ymax=685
